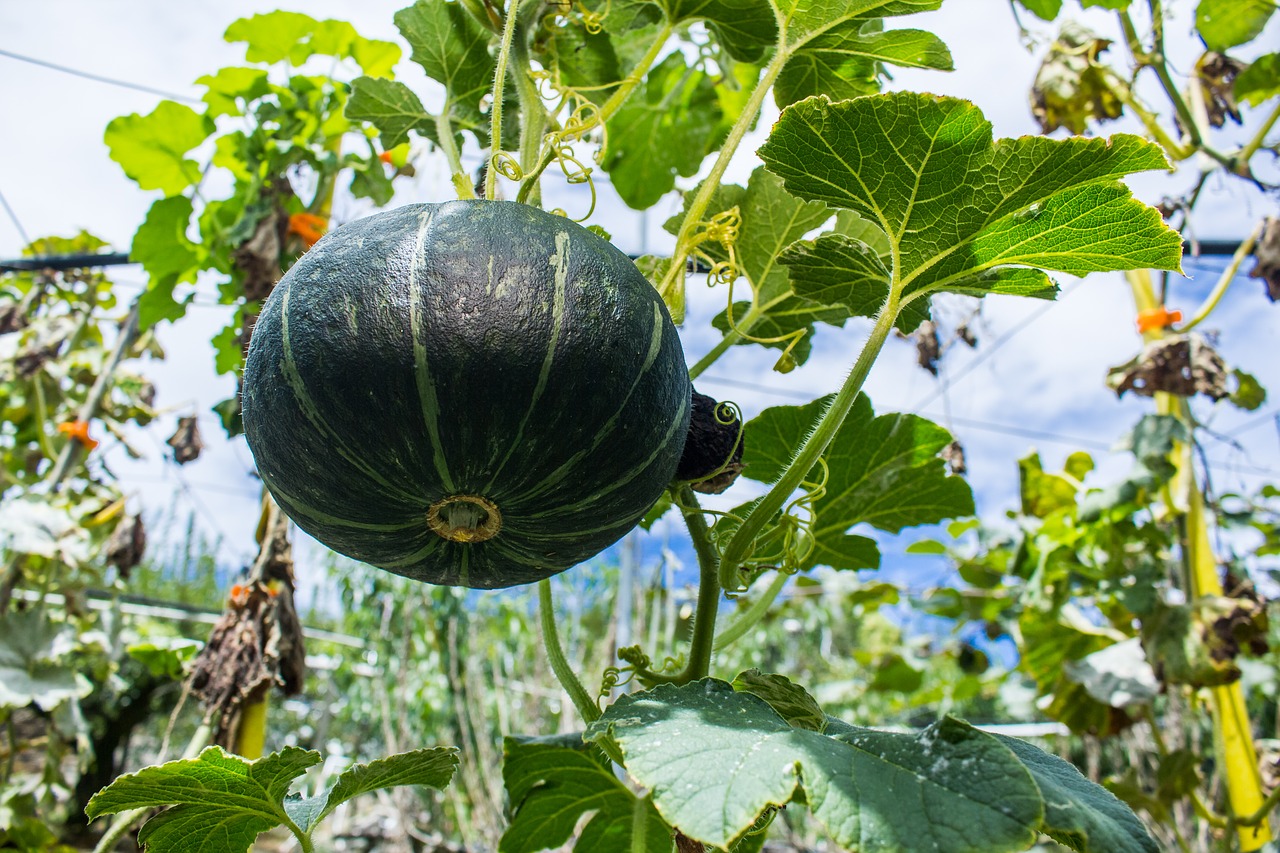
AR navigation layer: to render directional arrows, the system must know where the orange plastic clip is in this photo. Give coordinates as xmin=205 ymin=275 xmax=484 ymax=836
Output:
xmin=56 ymin=420 xmax=98 ymax=450
xmin=288 ymin=212 xmax=329 ymax=248
xmin=229 ymin=583 xmax=251 ymax=607
xmin=378 ymin=150 xmax=395 ymax=165
xmin=1136 ymin=306 xmax=1182 ymax=334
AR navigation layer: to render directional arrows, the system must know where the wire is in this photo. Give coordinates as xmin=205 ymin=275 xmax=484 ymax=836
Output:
xmin=0 ymin=186 xmax=31 ymax=247
xmin=0 ymin=47 xmax=202 ymax=104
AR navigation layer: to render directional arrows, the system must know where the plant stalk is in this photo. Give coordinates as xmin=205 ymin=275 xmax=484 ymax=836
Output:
xmin=538 ymin=578 xmax=600 ymax=724
xmin=714 ymin=570 xmax=789 ymax=649
xmin=485 ymin=0 xmax=522 ymax=200
xmin=675 ymin=485 xmax=721 ymax=682
xmin=1238 ymin=99 xmax=1280 ymax=170
xmin=720 ymin=289 xmax=901 ymax=590
xmin=1180 ymin=219 xmax=1262 ymax=332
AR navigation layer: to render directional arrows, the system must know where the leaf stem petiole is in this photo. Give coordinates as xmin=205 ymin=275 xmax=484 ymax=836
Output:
xmin=713 ymin=570 xmax=789 ymax=650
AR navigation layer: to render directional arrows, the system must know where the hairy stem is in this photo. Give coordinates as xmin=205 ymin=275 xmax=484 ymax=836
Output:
xmin=436 ymin=110 xmax=476 ymax=200
xmin=485 ymin=0 xmax=522 ymax=200
xmin=538 ymin=579 xmax=600 ymax=724
xmin=714 ymin=570 xmax=789 ymax=650
xmin=720 ymin=288 xmax=901 ymax=590
xmin=688 ymin=303 xmax=761 ymax=380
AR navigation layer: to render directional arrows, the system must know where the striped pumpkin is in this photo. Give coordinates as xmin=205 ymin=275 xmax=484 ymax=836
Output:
xmin=242 ymin=201 xmax=691 ymax=588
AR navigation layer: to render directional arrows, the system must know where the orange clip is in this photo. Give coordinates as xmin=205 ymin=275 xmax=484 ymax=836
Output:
xmin=288 ymin=212 xmax=329 ymax=248
xmin=57 ymin=420 xmax=98 ymax=450
xmin=378 ymin=150 xmax=395 ymax=165
xmin=229 ymin=583 xmax=251 ymax=607
xmin=1136 ymin=307 xmax=1182 ymax=334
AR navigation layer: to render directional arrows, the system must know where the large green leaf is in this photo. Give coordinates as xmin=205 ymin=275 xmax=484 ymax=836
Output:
xmin=223 ymin=12 xmax=400 ymax=74
xmin=586 ymin=679 xmax=1044 ymax=851
xmin=742 ymin=393 xmax=973 ymax=570
xmin=104 ymin=101 xmax=214 ymax=195
xmin=346 ymin=77 xmax=435 ymax=148
xmin=758 ymin=94 xmax=1181 ymax=314
xmin=652 ymin=0 xmax=777 ymax=61
xmin=993 ymin=734 xmax=1157 ymax=852
xmin=602 ymin=51 xmax=724 ymax=208
xmin=776 ymin=25 xmax=952 ymax=106
xmin=1196 ymin=0 xmax=1275 ymax=51
xmin=86 ymin=746 xmax=320 ymax=852
xmin=0 ymin=610 xmax=92 ymax=712
xmin=500 ymin=737 xmax=671 ymax=853
xmin=86 ymin=746 xmax=457 ymax=852
xmin=132 ymin=196 xmax=202 ymax=285
xmin=395 ymin=0 xmax=494 ymax=117
xmin=776 ymin=0 xmax=943 ymax=53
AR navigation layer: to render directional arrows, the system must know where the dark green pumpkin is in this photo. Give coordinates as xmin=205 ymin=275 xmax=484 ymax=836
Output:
xmin=242 ymin=201 xmax=691 ymax=588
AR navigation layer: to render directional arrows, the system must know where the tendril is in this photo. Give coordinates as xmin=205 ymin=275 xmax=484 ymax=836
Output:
xmin=491 ymin=151 xmax=524 ymax=182
xmin=579 ymin=0 xmax=609 ymax=33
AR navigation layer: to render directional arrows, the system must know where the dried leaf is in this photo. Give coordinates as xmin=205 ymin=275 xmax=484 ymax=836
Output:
xmin=1195 ymin=52 xmax=1245 ymax=127
xmin=106 ymin=513 xmax=147 ymax=577
xmin=1031 ymin=24 xmax=1123 ymax=134
xmin=166 ymin=415 xmax=204 ymax=465
xmin=1249 ymin=216 xmax=1280 ymax=302
xmin=1106 ymin=334 xmax=1228 ymax=400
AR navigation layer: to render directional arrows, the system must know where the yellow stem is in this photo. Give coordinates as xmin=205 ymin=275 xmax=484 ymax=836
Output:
xmin=1125 ymin=268 xmax=1272 ymax=850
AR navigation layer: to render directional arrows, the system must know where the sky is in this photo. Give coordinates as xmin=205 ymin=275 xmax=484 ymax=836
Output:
xmin=1 ymin=1 xmax=1277 ymax=606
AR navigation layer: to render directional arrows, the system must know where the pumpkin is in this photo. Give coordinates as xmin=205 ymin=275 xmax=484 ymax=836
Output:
xmin=242 ymin=201 xmax=691 ymax=588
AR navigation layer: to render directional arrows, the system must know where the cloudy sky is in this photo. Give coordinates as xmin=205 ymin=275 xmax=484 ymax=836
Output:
xmin=1 ymin=1 xmax=1277 ymax=601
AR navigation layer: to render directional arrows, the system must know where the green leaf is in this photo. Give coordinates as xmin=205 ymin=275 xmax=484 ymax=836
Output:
xmin=225 ymin=11 xmax=316 ymax=62
xmin=777 ymin=0 xmax=943 ymax=54
xmin=1196 ymin=0 xmax=1275 ymax=51
xmin=779 ymin=234 xmax=928 ymax=331
xmin=137 ymin=276 xmax=192 ymax=331
xmin=85 ymin=746 xmax=320 ymax=852
xmin=776 ymin=26 xmax=953 ymax=107
xmin=132 ymin=196 xmax=202 ymax=285
xmin=86 ymin=746 xmax=456 ymax=851
xmin=1015 ymin=0 xmax=1063 ymax=20
xmin=1019 ymin=452 xmax=1077 ymax=518
xmin=731 ymin=670 xmax=827 ymax=731
xmin=500 ymin=738 xmax=671 ymax=853
xmin=742 ymin=394 xmax=974 ymax=570
xmin=701 ymin=168 xmax=853 ymax=364
xmin=346 ymin=76 xmax=435 ymax=148
xmin=104 ymin=101 xmax=214 ymax=195
xmin=0 ymin=610 xmax=91 ymax=712
xmin=603 ymin=51 xmax=724 ymax=208
xmin=196 ymin=67 xmax=271 ymax=118
xmin=758 ymin=94 xmax=1181 ymax=314
xmin=994 ymin=735 xmax=1158 ymax=853
xmin=653 ymin=0 xmax=777 ymax=61
xmin=1236 ymin=53 xmax=1280 ymax=108
xmin=395 ymin=0 xmax=494 ymax=118
xmin=126 ymin=639 xmax=201 ymax=680
xmin=586 ymin=679 xmax=1044 ymax=851
xmin=286 ymin=748 xmax=459 ymax=832
xmin=1230 ymin=368 xmax=1267 ymax=411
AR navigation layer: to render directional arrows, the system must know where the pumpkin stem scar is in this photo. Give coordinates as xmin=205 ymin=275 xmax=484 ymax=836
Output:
xmin=427 ymin=494 xmax=503 ymax=542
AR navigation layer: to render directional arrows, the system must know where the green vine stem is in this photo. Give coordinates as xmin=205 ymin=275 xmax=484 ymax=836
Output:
xmin=485 ymin=0 xmax=522 ymax=200
xmin=537 ymin=578 xmax=601 ymax=724
xmin=1180 ymin=219 xmax=1263 ymax=333
xmin=713 ymin=569 xmax=789 ymax=650
xmin=658 ymin=50 xmax=787 ymax=319
xmin=719 ymin=287 xmax=902 ymax=590
xmin=436 ymin=110 xmax=475 ymax=200
xmin=630 ymin=794 xmax=652 ymax=853
xmin=1238 ymin=99 xmax=1280 ymax=171
xmin=515 ymin=21 xmax=676 ymax=205
xmin=676 ymin=485 xmax=722 ymax=682
xmin=510 ymin=39 xmax=547 ymax=205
